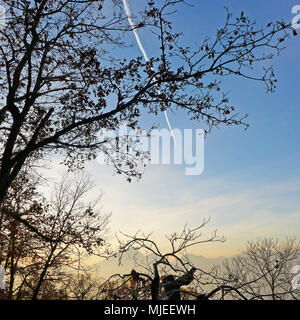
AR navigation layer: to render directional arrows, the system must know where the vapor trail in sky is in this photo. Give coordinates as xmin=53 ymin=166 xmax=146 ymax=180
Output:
xmin=122 ymin=0 xmax=176 ymax=144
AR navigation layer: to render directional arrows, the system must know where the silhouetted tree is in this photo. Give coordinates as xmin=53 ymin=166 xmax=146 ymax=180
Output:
xmin=99 ymin=219 xmax=225 ymax=300
xmin=0 ymin=170 xmax=111 ymax=299
xmin=219 ymin=238 xmax=300 ymax=300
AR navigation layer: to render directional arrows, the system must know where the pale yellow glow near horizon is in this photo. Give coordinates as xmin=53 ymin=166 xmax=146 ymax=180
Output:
xmin=37 ymin=157 xmax=300 ymax=262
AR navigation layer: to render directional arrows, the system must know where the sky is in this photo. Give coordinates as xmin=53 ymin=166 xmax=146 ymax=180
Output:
xmin=44 ymin=0 xmax=300 ymax=258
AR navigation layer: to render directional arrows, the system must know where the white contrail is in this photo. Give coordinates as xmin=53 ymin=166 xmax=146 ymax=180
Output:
xmin=122 ymin=0 xmax=176 ymax=145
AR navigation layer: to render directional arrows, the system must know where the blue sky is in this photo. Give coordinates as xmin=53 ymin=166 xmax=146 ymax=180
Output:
xmin=118 ymin=0 xmax=300 ymax=181
xmin=46 ymin=1 xmax=300 ymax=258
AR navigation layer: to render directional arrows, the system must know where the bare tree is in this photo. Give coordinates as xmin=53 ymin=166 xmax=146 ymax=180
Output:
xmin=97 ymin=218 xmax=225 ymax=300
xmin=64 ymin=271 xmax=102 ymax=300
xmin=219 ymin=238 xmax=300 ymax=300
xmin=29 ymin=172 xmax=111 ymax=299
xmin=0 ymin=0 xmax=297 ymax=235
